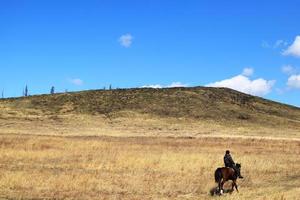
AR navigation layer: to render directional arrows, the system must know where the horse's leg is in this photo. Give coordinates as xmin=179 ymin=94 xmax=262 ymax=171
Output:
xmin=231 ymin=181 xmax=235 ymax=193
xmin=220 ymin=180 xmax=225 ymax=194
xmin=218 ymin=181 xmax=221 ymax=194
xmin=233 ymin=180 xmax=239 ymax=192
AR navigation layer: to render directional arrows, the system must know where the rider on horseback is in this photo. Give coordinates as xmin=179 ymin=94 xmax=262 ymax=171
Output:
xmin=224 ymin=150 xmax=243 ymax=179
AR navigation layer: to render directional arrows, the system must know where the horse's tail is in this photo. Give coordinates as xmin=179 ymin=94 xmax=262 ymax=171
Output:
xmin=214 ymin=168 xmax=222 ymax=183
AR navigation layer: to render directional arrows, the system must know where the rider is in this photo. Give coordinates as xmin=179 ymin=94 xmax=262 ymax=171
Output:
xmin=224 ymin=150 xmax=243 ymax=179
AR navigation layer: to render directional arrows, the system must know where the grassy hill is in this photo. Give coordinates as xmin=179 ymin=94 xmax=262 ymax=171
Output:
xmin=1 ymin=86 xmax=300 ymax=138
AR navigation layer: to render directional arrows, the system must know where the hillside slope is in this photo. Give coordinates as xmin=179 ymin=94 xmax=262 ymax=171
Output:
xmin=0 ymin=87 xmax=300 ymax=138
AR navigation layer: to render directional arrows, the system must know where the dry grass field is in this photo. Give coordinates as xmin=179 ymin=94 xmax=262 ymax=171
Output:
xmin=0 ymin=134 xmax=299 ymax=200
xmin=0 ymin=87 xmax=300 ymax=199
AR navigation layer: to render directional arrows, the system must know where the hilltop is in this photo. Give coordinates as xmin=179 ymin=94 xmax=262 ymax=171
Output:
xmin=0 ymin=87 xmax=300 ymax=138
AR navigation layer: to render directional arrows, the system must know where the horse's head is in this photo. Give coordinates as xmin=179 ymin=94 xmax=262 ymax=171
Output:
xmin=236 ymin=163 xmax=241 ymax=169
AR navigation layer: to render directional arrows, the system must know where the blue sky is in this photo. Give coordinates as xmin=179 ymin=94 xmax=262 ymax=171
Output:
xmin=1 ymin=1 xmax=300 ymax=106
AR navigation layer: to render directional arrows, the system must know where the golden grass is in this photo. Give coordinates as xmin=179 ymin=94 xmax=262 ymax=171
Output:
xmin=0 ymin=134 xmax=299 ymax=199
xmin=0 ymin=112 xmax=300 ymax=140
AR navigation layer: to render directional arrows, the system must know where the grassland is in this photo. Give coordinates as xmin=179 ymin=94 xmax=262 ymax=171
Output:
xmin=0 ymin=87 xmax=300 ymax=199
xmin=0 ymin=134 xmax=299 ymax=200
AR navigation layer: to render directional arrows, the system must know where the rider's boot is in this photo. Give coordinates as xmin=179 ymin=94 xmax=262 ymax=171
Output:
xmin=238 ymin=171 xmax=244 ymax=179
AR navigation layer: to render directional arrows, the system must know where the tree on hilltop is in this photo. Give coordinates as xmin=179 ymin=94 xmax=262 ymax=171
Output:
xmin=50 ymin=86 xmax=55 ymax=94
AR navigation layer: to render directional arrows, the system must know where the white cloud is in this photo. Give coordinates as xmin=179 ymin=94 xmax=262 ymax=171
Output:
xmin=141 ymin=84 xmax=162 ymax=89
xmin=287 ymin=74 xmax=300 ymax=89
xmin=282 ymin=65 xmax=297 ymax=75
xmin=142 ymin=82 xmax=188 ymax=88
xmin=283 ymin=36 xmax=300 ymax=57
xmin=69 ymin=78 xmax=83 ymax=86
xmin=242 ymin=67 xmax=254 ymax=77
xmin=119 ymin=34 xmax=133 ymax=48
xmin=281 ymin=65 xmax=300 ymax=89
xmin=274 ymin=40 xmax=288 ymax=48
xmin=206 ymin=69 xmax=275 ymax=96
xmin=262 ymin=40 xmax=287 ymax=49
xmin=167 ymin=82 xmax=188 ymax=88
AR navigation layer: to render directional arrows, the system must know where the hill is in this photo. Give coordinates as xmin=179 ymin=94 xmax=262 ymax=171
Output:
xmin=1 ymin=87 xmax=300 ymax=138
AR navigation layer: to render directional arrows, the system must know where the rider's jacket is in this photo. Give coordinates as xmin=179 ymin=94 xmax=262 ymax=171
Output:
xmin=224 ymin=153 xmax=235 ymax=168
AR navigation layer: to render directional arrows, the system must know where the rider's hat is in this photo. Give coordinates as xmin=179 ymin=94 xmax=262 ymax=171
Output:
xmin=226 ymin=150 xmax=230 ymax=154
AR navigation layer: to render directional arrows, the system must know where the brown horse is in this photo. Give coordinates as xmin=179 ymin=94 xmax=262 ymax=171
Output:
xmin=214 ymin=163 xmax=241 ymax=195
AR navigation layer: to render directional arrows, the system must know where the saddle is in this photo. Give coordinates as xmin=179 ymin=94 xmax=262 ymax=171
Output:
xmin=226 ymin=164 xmax=243 ymax=178
xmin=225 ymin=165 xmax=238 ymax=176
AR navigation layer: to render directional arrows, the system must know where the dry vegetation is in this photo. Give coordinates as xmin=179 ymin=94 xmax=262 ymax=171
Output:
xmin=0 ymin=87 xmax=300 ymax=199
xmin=0 ymin=134 xmax=299 ymax=200
xmin=1 ymin=87 xmax=300 ymax=123
xmin=0 ymin=87 xmax=300 ymax=139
